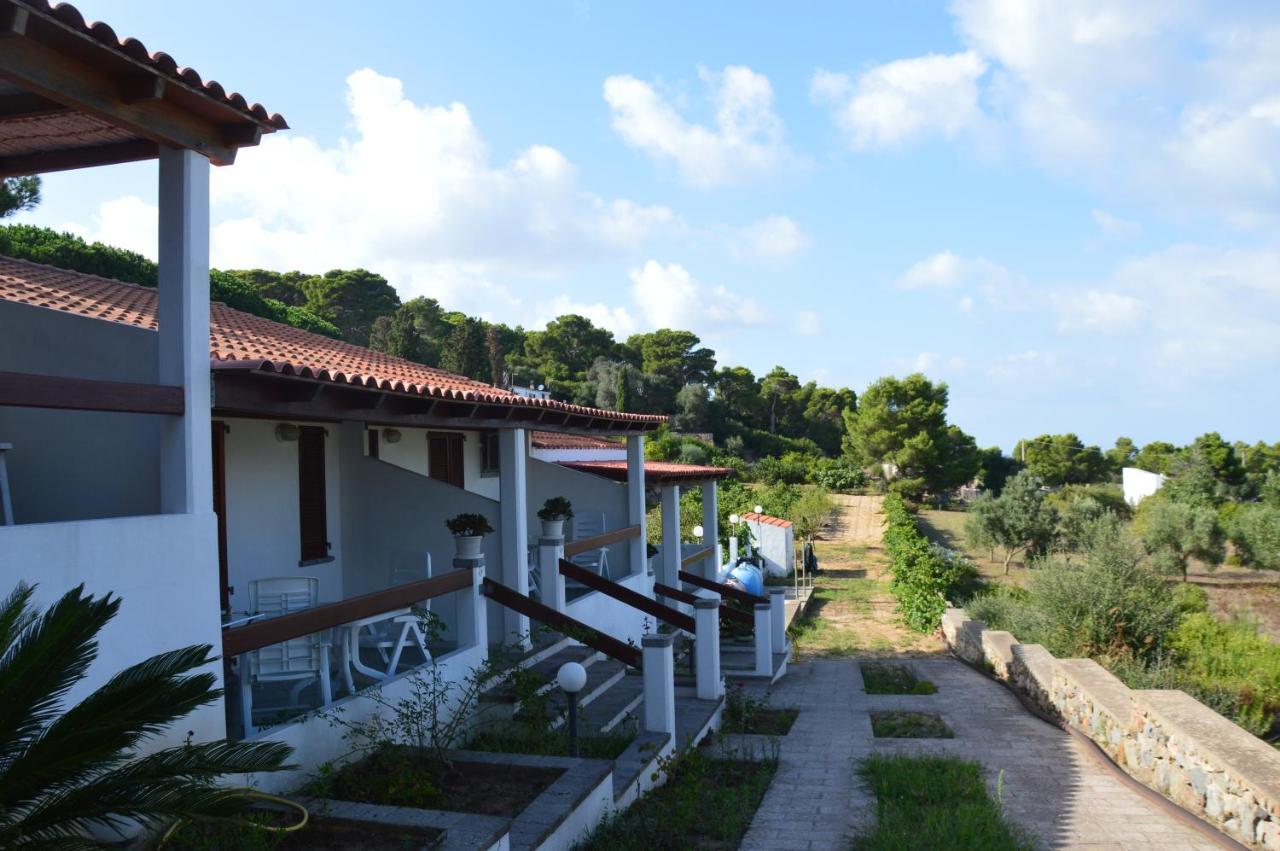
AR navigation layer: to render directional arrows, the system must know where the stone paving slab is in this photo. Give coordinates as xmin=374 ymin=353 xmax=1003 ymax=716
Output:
xmin=739 ymin=658 xmax=1224 ymax=851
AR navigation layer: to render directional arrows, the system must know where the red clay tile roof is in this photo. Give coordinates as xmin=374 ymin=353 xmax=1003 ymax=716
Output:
xmin=16 ymin=1 xmax=287 ymax=129
xmin=742 ymin=511 xmax=792 ymax=528
xmin=0 ymin=256 xmax=665 ymax=428
xmin=531 ymin=431 xmax=624 ymax=451
xmin=558 ymin=459 xmax=735 ymax=484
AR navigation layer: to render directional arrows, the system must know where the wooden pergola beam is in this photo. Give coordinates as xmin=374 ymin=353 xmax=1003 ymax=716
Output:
xmin=0 ymin=370 xmax=184 ymax=415
xmin=0 ymin=138 xmax=158 ymax=176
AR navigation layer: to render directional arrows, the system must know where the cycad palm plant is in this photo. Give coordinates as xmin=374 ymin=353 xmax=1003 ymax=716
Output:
xmin=0 ymin=583 xmax=293 ymax=848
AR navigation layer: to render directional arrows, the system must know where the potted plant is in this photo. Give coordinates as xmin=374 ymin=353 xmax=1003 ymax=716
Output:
xmin=536 ymin=496 xmax=573 ymax=538
xmin=445 ymin=512 xmax=494 ymax=558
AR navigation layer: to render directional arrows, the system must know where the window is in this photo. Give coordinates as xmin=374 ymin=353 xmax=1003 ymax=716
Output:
xmin=298 ymin=426 xmax=330 ymax=564
xmin=367 ymin=428 xmax=379 ymax=459
xmin=480 ymin=432 xmax=500 ymax=477
xmin=427 ymin=432 xmax=465 ymax=488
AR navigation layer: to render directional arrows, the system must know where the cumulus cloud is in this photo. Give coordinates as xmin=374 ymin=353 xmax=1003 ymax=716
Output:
xmin=604 ymin=65 xmax=795 ymax=187
xmin=1091 ymin=209 xmax=1142 ymax=238
xmin=61 ymin=195 xmax=159 ymax=259
xmin=1052 ymin=289 xmax=1145 ymax=333
xmin=727 ymin=215 xmax=811 ymax=260
xmin=628 ymin=260 xmax=768 ymax=330
xmin=811 ymin=52 xmax=987 ymax=149
xmin=896 ymin=250 xmax=1028 ymax=310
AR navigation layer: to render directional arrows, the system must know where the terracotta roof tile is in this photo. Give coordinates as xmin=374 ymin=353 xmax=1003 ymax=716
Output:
xmin=558 ymin=459 xmax=735 ymax=484
xmin=531 ymin=431 xmax=623 ymax=450
xmin=742 ymin=511 xmax=792 ymax=528
xmin=18 ymin=1 xmax=287 ymax=129
xmin=0 ymin=256 xmax=665 ymax=428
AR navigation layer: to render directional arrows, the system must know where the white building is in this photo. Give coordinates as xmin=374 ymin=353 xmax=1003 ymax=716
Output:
xmin=1123 ymin=467 xmax=1167 ymax=506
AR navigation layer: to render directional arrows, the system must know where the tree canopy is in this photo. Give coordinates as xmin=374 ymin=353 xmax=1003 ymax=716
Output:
xmin=0 ymin=176 xmax=40 ymax=218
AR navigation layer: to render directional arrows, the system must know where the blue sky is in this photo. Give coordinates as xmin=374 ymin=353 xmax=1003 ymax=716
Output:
xmin=15 ymin=1 xmax=1280 ymax=452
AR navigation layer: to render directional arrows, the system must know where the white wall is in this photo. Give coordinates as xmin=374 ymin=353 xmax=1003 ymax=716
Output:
xmin=1123 ymin=467 xmax=1166 ymax=506
xmin=0 ymin=512 xmax=225 ymax=743
xmin=529 ymin=446 xmax=627 ymax=463
xmin=222 ymin=417 xmax=345 ymax=609
xmin=565 ymin=571 xmax=656 ymax=648
xmin=527 ymin=459 xmax=632 ymax=575
xmin=372 ymin=427 xmax=499 ymax=501
xmin=748 ymin=517 xmax=794 ymax=578
xmin=0 ymin=300 xmax=162 ymax=523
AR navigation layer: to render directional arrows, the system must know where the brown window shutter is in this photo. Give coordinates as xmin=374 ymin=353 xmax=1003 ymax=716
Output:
xmin=368 ymin=428 xmax=379 ymax=459
xmin=428 ymin=432 xmax=465 ymax=488
xmin=298 ymin=426 xmax=328 ymax=562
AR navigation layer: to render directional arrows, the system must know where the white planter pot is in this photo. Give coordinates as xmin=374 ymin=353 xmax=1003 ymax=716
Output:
xmin=540 ymin=519 xmax=565 ymax=538
xmin=455 ymin=535 xmax=483 ymax=559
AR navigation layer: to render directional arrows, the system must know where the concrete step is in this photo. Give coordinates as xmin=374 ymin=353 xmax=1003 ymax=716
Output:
xmin=479 ymin=644 xmax=598 ymax=704
xmin=547 ymin=659 xmax=627 ymax=729
xmin=579 ymin=674 xmax=644 ymax=733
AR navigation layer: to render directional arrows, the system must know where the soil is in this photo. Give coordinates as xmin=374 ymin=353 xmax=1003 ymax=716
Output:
xmin=167 ymin=810 xmax=444 ymax=850
xmin=317 ymin=747 xmax=563 ymax=817
xmin=733 ymin=707 xmax=799 ymax=736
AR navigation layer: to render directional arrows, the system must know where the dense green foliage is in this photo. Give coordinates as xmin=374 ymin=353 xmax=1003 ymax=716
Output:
xmin=843 ymin=374 xmax=978 ymax=500
xmin=1134 ymin=496 xmax=1225 ymax=580
xmin=0 ymin=584 xmax=292 ymax=847
xmin=0 ymin=176 xmax=41 ymax=218
xmin=854 ymin=755 xmax=1034 ymax=851
xmin=964 ymin=471 xmax=1060 ymax=573
xmin=883 ymin=493 xmax=977 ymax=631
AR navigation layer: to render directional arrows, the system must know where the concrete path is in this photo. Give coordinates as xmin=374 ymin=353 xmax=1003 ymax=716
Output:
xmin=738 ymin=657 xmax=1221 ymax=851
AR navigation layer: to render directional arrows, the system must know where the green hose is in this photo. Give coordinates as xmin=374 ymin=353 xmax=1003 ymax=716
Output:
xmin=157 ymin=789 xmax=309 ymax=847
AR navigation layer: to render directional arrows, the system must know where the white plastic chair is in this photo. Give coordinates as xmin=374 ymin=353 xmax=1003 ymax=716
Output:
xmin=348 ymin=554 xmax=434 ymax=679
xmin=569 ymin=511 xmax=610 ymax=579
xmin=241 ymin=577 xmax=331 ymax=736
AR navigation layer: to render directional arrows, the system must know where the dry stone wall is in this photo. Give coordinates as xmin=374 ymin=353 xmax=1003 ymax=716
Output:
xmin=942 ymin=607 xmax=1280 ymax=849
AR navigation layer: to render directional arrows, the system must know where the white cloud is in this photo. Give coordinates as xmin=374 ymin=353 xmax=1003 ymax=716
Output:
xmin=1091 ymin=209 xmax=1142 ymax=238
xmin=897 ymin=250 xmax=1028 ymax=310
xmin=811 ymin=52 xmax=987 ymax=149
xmin=604 ymin=65 xmax=795 ymax=187
xmin=728 ymin=215 xmax=811 ymax=260
xmin=792 ymin=310 xmax=821 ymax=336
xmin=1052 ymin=289 xmax=1145 ymax=333
xmin=628 ymin=260 xmax=768 ymax=330
xmin=61 ymin=195 xmax=160 ymax=260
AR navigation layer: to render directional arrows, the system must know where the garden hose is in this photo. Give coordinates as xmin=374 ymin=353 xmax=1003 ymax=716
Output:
xmin=157 ymin=789 xmax=309 ymax=847
xmin=951 ymin=650 xmax=1247 ymax=851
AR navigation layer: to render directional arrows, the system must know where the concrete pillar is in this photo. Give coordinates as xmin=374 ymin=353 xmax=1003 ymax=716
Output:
xmin=498 ymin=428 xmax=529 ymax=646
xmin=769 ymin=587 xmax=787 ymax=655
xmin=700 ymin=482 xmax=718 ymax=580
xmin=641 ymin=633 xmax=676 ymax=735
xmin=693 ymin=596 xmax=723 ymax=700
xmin=454 ymin=556 xmax=488 ymax=655
xmin=538 ymin=534 xmax=565 ymax=613
xmin=729 ymin=536 xmax=739 ymax=565
xmin=754 ymin=603 xmax=772 ymax=677
xmin=157 ymin=146 xmax=211 ymax=516
xmin=660 ymin=484 xmax=680 ymax=588
xmin=626 ymin=435 xmax=646 ymax=575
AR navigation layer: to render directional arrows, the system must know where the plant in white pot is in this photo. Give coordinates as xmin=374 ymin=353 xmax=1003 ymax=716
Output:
xmin=445 ymin=512 xmax=493 ymax=559
xmin=537 ymin=496 xmax=573 ymax=538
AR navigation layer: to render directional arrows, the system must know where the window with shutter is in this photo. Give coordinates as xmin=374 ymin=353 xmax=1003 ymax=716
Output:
xmin=428 ymin=432 xmax=465 ymax=488
xmin=298 ymin=426 xmax=330 ymax=563
xmin=367 ymin=428 xmax=379 ymax=459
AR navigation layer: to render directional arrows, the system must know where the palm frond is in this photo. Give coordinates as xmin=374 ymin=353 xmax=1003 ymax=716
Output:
xmin=0 ymin=583 xmax=36 ymax=658
xmin=4 ymin=740 xmax=294 ymax=846
xmin=0 ymin=645 xmax=219 ymax=810
xmin=0 ymin=586 xmax=119 ymax=771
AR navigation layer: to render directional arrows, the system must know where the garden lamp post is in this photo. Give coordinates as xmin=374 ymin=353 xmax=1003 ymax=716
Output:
xmin=557 ymin=661 xmax=587 ymax=757
xmin=693 ymin=524 xmax=704 ymax=544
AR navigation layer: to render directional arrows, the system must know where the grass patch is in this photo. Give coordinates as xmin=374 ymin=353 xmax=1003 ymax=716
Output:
xmin=854 ymin=754 xmax=1035 ymax=851
xmin=466 ymin=723 xmax=636 ymax=760
xmin=576 ymin=748 xmax=777 ymax=850
xmin=860 ymin=662 xmax=937 ymax=695
xmin=723 ymin=685 xmax=799 ymax=735
xmin=164 ymin=808 xmax=442 ymax=850
xmin=305 ymin=746 xmax=561 ymax=817
xmin=870 ymin=711 xmax=953 ymax=738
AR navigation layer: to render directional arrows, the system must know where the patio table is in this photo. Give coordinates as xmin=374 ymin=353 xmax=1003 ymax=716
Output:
xmin=339 ymin=608 xmax=431 ymax=694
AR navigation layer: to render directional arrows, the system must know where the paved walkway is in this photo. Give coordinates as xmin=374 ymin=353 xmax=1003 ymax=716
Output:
xmin=738 ymin=658 xmax=1221 ymax=851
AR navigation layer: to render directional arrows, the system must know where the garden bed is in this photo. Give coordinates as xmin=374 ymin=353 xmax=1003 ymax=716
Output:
xmin=308 ymin=746 xmax=562 ymax=817
xmin=722 ymin=686 xmax=800 ymax=736
xmin=870 ymin=711 xmax=953 ymax=738
xmin=163 ymin=807 xmax=444 ymax=850
xmin=853 ymin=754 xmax=1033 ymax=850
xmin=577 ymin=748 xmax=778 ymax=849
xmin=860 ymin=661 xmax=937 ymax=694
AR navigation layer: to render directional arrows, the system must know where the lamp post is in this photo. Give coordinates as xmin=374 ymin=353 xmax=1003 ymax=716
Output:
xmin=692 ymin=524 xmax=704 ymax=544
xmin=557 ymin=661 xmax=587 ymax=757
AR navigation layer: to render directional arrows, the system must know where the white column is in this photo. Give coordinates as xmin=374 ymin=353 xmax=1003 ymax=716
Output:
xmin=693 ymin=595 xmax=723 ymax=700
xmin=455 ymin=557 xmax=488 ymax=654
xmin=660 ymin=484 xmax=681 ymax=588
xmin=626 ymin=435 xmax=647 ymax=575
xmin=641 ymin=633 xmax=676 ymax=735
xmin=498 ymin=428 xmax=529 ymax=646
xmin=157 ymin=146 xmax=211 ymax=515
xmin=754 ymin=603 xmax=772 ymax=677
xmin=700 ymin=481 xmax=719 ymax=579
xmin=538 ymin=534 xmax=565 ymax=613
xmin=768 ymin=587 xmax=787 ymax=655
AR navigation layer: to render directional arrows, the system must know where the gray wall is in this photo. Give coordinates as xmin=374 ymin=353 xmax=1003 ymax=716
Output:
xmin=0 ymin=300 xmax=161 ymax=523
xmin=527 ymin=458 xmax=632 ymax=577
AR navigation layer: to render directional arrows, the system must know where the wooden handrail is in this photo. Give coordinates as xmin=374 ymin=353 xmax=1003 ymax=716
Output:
xmin=221 ymin=570 xmax=472 ymax=657
xmin=679 ymin=570 xmax=767 ymax=606
xmin=680 ymin=546 xmax=715 ymax=567
xmin=655 ymin=582 xmax=752 ymax=628
xmin=559 ymin=560 xmax=694 ymax=633
xmin=482 ymin=578 xmax=642 ymax=669
xmin=563 ymin=524 xmax=641 ymax=557
xmin=0 ymin=370 xmax=184 ymax=415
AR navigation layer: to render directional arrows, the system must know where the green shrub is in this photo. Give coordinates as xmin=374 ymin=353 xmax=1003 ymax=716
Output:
xmin=1171 ymin=583 xmax=1209 ymax=616
xmin=1168 ymin=613 xmax=1280 ymax=737
xmin=1229 ymin=503 xmax=1280 ymax=571
xmin=815 ymin=460 xmax=867 ymax=492
xmin=752 ymin=455 xmax=809 ymax=485
xmin=882 ymin=493 xmax=977 ymax=632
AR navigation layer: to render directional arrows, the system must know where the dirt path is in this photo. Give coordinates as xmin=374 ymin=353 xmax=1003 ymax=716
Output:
xmin=790 ymin=494 xmax=945 ymax=658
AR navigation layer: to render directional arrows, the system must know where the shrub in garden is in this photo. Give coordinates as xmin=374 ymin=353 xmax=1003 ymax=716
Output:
xmin=815 ymin=460 xmax=867 ymax=492
xmin=883 ymin=493 xmax=977 ymax=631
xmin=1136 ymin=496 xmax=1225 ymax=580
xmin=1228 ymin=503 xmax=1280 ymax=571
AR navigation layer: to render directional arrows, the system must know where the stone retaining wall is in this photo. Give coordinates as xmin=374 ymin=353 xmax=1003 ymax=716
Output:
xmin=942 ymin=606 xmax=1280 ymax=849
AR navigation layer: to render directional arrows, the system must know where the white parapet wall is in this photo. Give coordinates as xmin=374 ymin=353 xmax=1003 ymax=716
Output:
xmin=742 ymin=512 xmax=794 ymax=578
xmin=942 ymin=607 xmax=1280 ymax=849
